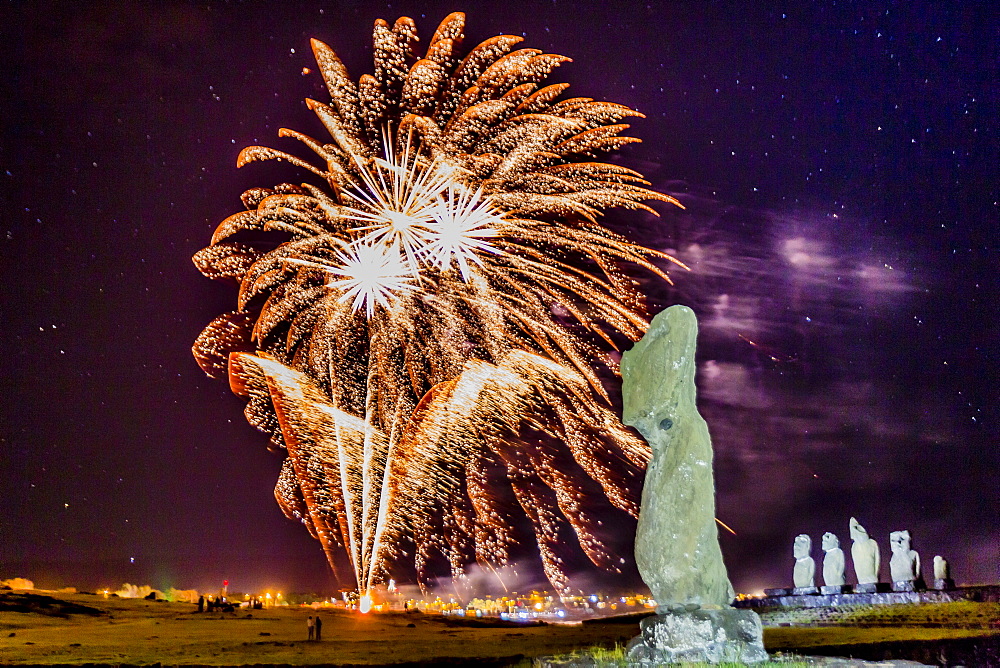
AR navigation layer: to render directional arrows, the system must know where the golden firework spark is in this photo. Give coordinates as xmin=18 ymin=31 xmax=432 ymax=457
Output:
xmin=193 ymin=12 xmax=686 ymax=597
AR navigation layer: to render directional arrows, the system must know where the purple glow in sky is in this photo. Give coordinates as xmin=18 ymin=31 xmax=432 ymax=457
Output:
xmin=3 ymin=1 xmax=996 ymax=595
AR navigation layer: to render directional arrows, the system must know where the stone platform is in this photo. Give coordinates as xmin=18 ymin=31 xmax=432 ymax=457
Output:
xmin=736 ymin=584 xmax=1000 ymax=610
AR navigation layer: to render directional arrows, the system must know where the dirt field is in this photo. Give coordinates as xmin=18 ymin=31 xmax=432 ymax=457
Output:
xmin=0 ymin=592 xmax=640 ymax=665
xmin=3 ymin=592 xmax=999 ymax=665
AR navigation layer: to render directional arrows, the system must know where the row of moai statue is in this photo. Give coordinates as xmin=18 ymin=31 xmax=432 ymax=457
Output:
xmin=787 ymin=517 xmax=954 ymax=596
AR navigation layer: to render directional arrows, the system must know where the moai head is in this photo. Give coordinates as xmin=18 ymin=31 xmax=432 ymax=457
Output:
xmin=890 ymin=530 xmax=911 ymax=554
xmin=620 ymin=305 xmax=698 ymax=448
xmin=822 ymin=532 xmax=840 ymax=551
xmin=793 ymin=534 xmax=812 ymax=559
xmin=849 ymin=517 xmax=869 ymax=542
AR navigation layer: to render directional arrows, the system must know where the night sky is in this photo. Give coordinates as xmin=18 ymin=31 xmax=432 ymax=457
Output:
xmin=3 ymin=1 xmax=997 ymax=596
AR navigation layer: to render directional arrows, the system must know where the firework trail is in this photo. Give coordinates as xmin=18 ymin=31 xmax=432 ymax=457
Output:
xmin=193 ymin=12 xmax=684 ymax=597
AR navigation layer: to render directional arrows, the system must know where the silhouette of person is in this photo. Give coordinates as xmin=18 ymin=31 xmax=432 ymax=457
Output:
xmin=314 ymin=615 xmax=323 ymax=641
xmin=197 ymin=595 xmax=204 ymax=613
xmin=307 ymin=615 xmax=315 ymax=641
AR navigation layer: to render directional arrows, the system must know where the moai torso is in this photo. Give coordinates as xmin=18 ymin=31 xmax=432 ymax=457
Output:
xmin=822 ymin=532 xmax=846 ymax=586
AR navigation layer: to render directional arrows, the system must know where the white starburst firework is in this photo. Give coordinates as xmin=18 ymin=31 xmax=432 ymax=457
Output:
xmin=325 ymin=242 xmax=419 ymax=317
xmin=282 ymin=241 xmax=419 ymax=318
xmin=423 ymin=183 xmax=502 ymax=281
xmin=342 ymin=140 xmax=451 ymax=271
xmin=339 ymin=136 xmax=504 ymax=293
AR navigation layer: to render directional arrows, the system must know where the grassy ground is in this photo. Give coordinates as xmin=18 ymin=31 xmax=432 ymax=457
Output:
xmin=765 ymin=624 xmax=995 ymax=649
xmin=533 ymin=642 xmax=810 ymax=667
xmin=763 ymin=601 xmax=1000 ymax=651
xmin=0 ymin=592 xmax=639 ymax=665
xmin=2 ymin=593 xmax=998 ymax=665
xmin=540 ymin=601 xmax=1000 ymax=666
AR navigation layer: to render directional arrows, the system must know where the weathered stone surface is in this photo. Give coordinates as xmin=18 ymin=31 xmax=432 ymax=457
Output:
xmin=625 ymin=607 xmax=769 ymax=665
xmin=792 ymin=586 xmax=820 ymax=595
xmin=621 ymin=305 xmax=735 ymax=609
xmin=850 ymin=517 xmax=881 ymax=585
xmin=930 ymin=556 xmax=953 ymax=589
xmin=820 ymin=584 xmax=851 ymax=595
xmin=793 ymin=534 xmax=816 ymax=588
xmin=822 ymin=531 xmax=847 ymax=586
xmin=735 ymin=585 xmax=1000 ymax=610
xmin=890 ymin=529 xmax=921 ymax=583
xmin=621 ymin=306 xmax=767 ymax=664
xmin=933 ymin=555 xmax=950 ymax=581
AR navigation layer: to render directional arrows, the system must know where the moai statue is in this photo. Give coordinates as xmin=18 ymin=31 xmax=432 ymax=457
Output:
xmin=621 ymin=306 xmax=768 ymax=665
xmin=889 ymin=530 xmax=922 ymax=591
xmin=821 ymin=532 xmax=847 ymax=593
xmin=792 ymin=534 xmax=817 ymax=593
xmin=933 ymin=555 xmax=949 ymax=580
xmin=933 ymin=555 xmax=954 ymax=590
xmin=850 ymin=517 xmax=880 ymax=592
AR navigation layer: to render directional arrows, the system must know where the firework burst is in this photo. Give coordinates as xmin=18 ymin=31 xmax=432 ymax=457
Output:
xmin=193 ymin=12 xmax=685 ymax=597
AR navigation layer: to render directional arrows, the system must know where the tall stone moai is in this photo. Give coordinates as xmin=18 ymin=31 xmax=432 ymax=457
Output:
xmin=622 ymin=306 xmax=768 ymax=665
xmin=889 ymin=530 xmax=923 ymax=591
xmin=933 ymin=555 xmax=955 ymax=590
xmin=820 ymin=532 xmax=848 ymax=594
xmin=792 ymin=534 xmax=817 ymax=594
xmin=849 ymin=517 xmax=881 ymax=593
